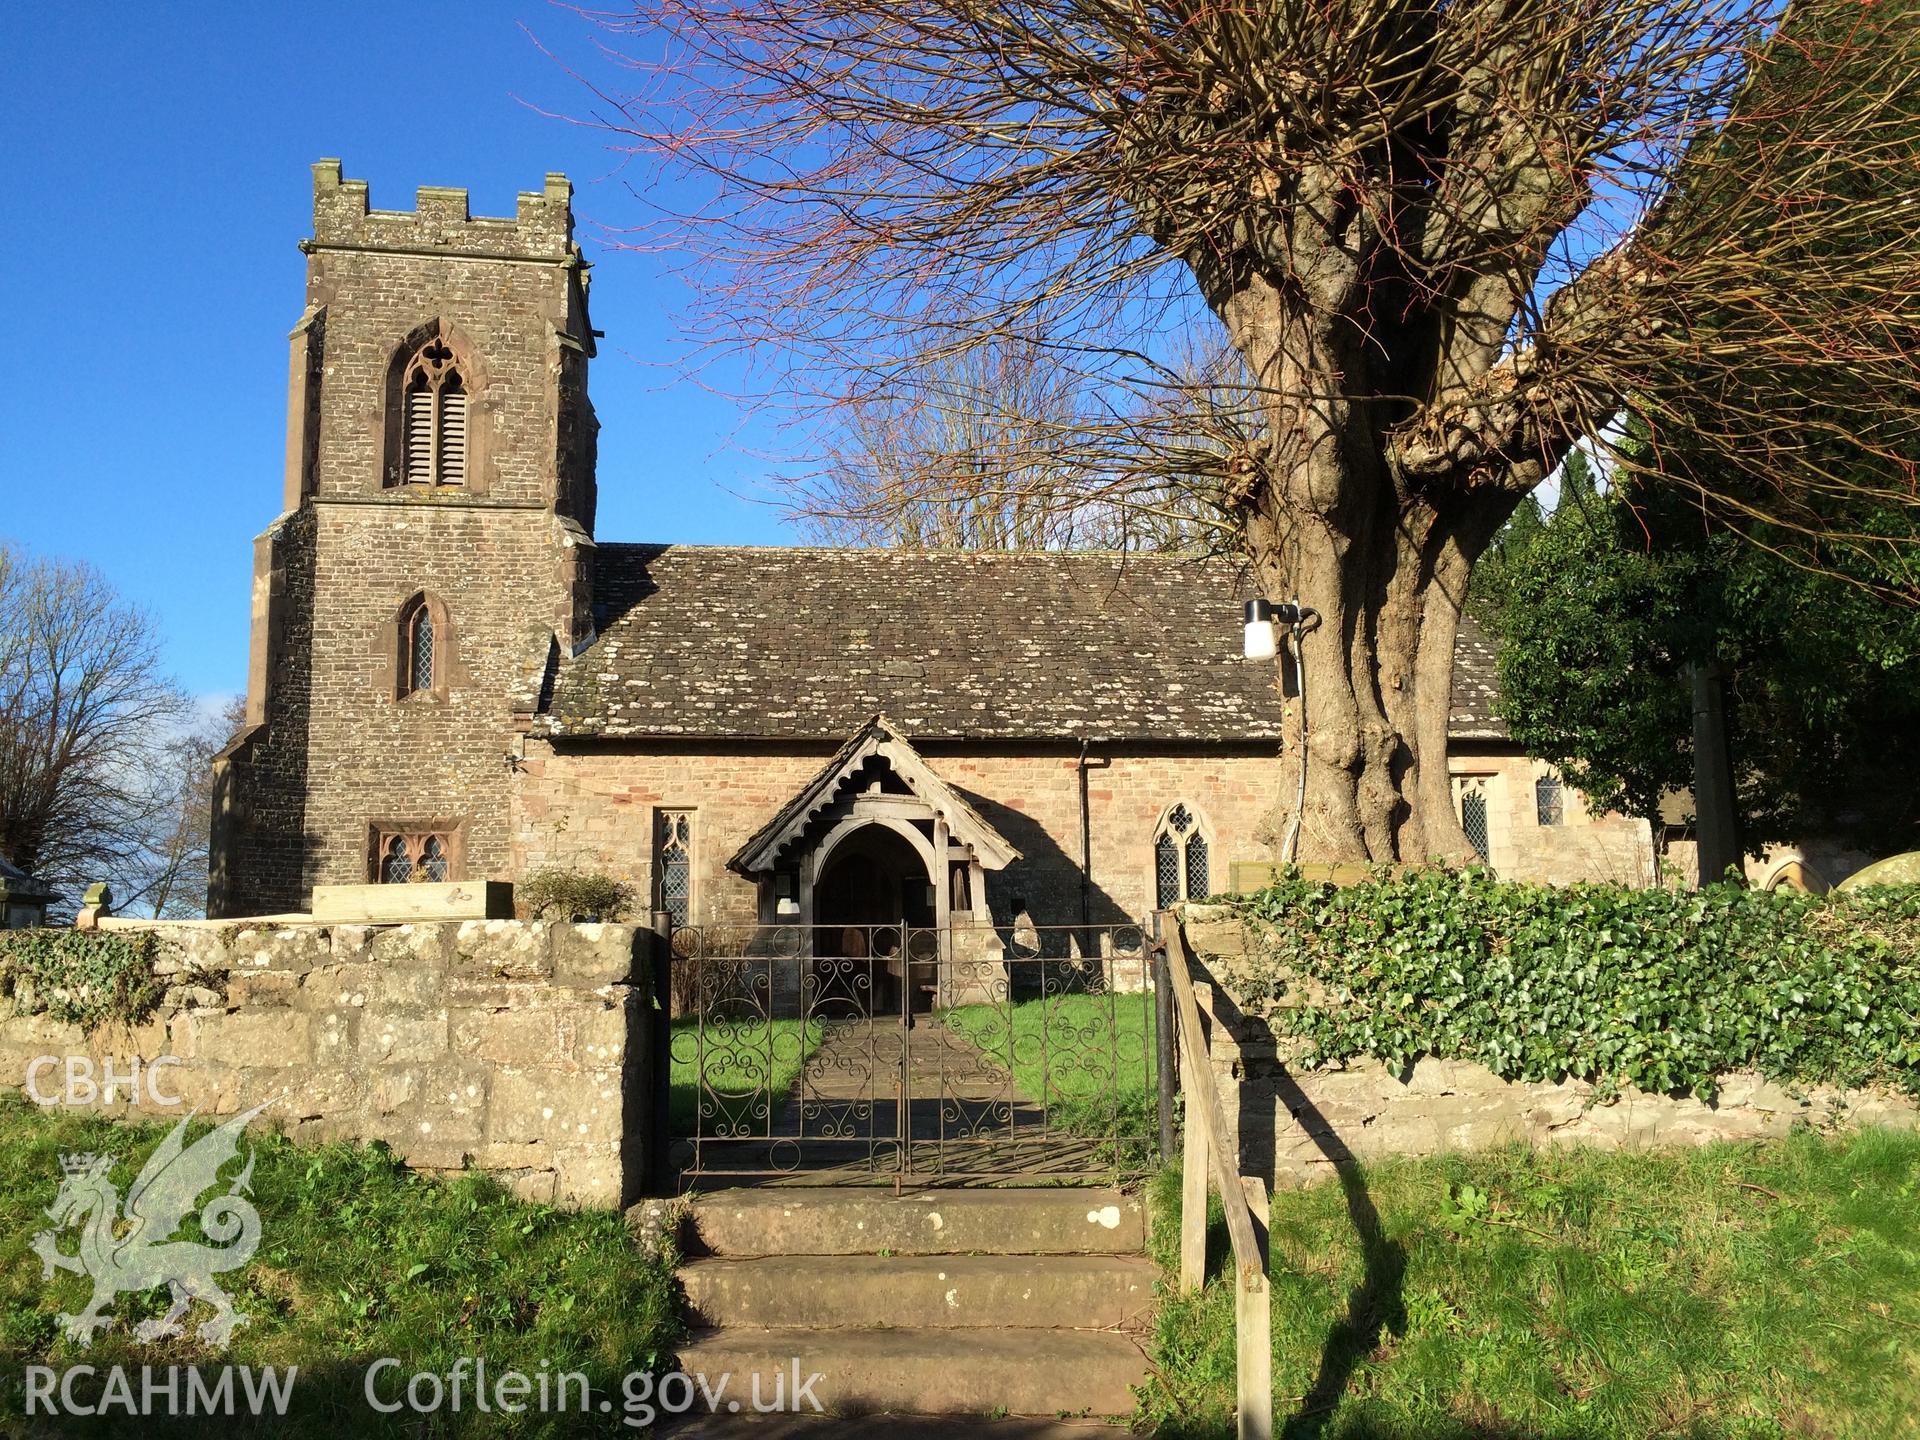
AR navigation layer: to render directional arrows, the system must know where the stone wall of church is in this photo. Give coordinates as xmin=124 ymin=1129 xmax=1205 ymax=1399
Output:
xmin=1446 ymin=749 xmax=1654 ymax=886
xmin=509 ymin=740 xmax=1287 ymax=929
xmin=209 ymin=511 xmax=317 ymax=917
xmin=300 ymin=270 xmax=584 ymax=510
xmin=292 ymin=503 xmax=574 ymax=894
xmin=929 ymin=749 xmax=1286 ymax=925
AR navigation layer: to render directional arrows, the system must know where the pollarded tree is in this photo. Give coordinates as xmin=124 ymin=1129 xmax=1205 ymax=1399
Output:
xmin=579 ymin=0 xmax=1920 ymax=861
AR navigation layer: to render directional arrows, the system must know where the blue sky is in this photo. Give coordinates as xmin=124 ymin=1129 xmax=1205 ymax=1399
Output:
xmin=0 ymin=4 xmax=795 ymax=701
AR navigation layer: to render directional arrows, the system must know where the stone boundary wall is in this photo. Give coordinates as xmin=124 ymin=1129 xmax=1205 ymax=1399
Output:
xmin=1178 ymin=908 xmax=1920 ymax=1186
xmin=0 ymin=920 xmax=652 ymax=1207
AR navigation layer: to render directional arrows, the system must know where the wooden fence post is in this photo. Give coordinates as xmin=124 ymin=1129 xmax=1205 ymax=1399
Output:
xmin=1179 ymin=1018 xmax=1209 ymax=1293
xmin=1236 ymin=1174 xmax=1273 ymax=1440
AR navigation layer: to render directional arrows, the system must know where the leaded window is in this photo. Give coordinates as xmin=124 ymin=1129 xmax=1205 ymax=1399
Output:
xmin=406 ymin=605 xmax=434 ymax=695
xmin=1155 ymin=832 xmax=1180 ymax=909
xmin=381 ymin=836 xmax=413 ymax=884
xmin=1154 ymin=804 xmax=1213 ymax=908
xmin=656 ymin=810 xmax=693 ymax=928
xmin=1185 ymin=830 xmax=1210 ymax=899
xmin=1535 ymin=775 xmax=1565 ymax=827
xmin=400 ymin=339 xmax=467 ymax=487
xmin=372 ymin=827 xmax=459 ymax=884
xmin=1461 ymin=788 xmax=1490 ymax=860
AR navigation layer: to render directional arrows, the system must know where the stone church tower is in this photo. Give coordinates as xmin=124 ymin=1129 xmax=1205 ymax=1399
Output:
xmin=208 ymin=161 xmax=597 ymax=917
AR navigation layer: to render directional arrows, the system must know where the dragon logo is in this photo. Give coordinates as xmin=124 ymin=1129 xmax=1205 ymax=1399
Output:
xmin=32 ymin=1102 xmax=271 ymax=1348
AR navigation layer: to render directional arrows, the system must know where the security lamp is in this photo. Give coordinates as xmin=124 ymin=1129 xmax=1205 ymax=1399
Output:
xmin=1243 ymin=600 xmax=1279 ymax=660
xmin=1243 ymin=600 xmax=1315 ymax=660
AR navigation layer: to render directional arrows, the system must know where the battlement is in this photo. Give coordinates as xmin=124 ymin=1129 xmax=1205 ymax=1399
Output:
xmin=307 ymin=159 xmax=577 ymax=263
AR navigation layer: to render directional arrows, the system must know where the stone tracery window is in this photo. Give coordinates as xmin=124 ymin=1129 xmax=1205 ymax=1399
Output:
xmin=372 ymin=826 xmax=462 ymax=884
xmin=655 ymin=810 xmax=694 ymax=928
xmin=1153 ymin=803 xmax=1212 ymax=908
xmin=400 ymin=338 xmax=467 ymax=487
xmin=381 ymin=835 xmax=413 ymax=884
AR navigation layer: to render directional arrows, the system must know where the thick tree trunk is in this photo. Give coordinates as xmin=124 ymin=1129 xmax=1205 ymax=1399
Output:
xmin=1246 ymin=462 xmax=1518 ymax=865
xmin=1202 ymin=234 xmax=1546 ymax=865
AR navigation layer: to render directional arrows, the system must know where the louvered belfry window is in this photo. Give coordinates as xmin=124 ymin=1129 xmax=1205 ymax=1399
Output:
xmin=1154 ymin=804 xmax=1212 ymax=908
xmin=401 ymin=339 xmax=467 ymax=487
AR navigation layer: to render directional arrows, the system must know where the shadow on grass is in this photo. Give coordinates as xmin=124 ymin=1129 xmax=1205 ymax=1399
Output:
xmin=1204 ymin=977 xmax=1412 ymax=1440
xmin=666 ymin=1016 xmax=820 ymax=1136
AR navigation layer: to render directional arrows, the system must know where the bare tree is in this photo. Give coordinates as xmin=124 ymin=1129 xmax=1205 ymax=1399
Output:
xmin=579 ymin=0 xmax=1920 ymax=861
xmin=0 ymin=541 xmax=190 ymax=903
xmin=807 ymin=334 xmax=1225 ymax=549
xmin=130 ymin=696 xmax=247 ymax=919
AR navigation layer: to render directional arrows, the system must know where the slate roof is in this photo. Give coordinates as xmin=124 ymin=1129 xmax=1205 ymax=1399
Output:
xmin=1448 ymin=609 xmax=1509 ymax=741
xmin=535 ymin=544 xmax=1510 ymax=744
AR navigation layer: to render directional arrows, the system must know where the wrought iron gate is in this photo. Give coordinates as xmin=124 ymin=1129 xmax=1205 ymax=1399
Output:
xmin=663 ymin=920 xmax=1159 ymax=1186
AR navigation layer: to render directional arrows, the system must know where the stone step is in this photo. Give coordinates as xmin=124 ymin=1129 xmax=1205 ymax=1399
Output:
xmin=680 ymin=1253 xmax=1158 ymax=1331
xmin=673 ymin=1326 xmax=1148 ymax=1417
xmin=680 ymin=1187 xmax=1145 ymax=1257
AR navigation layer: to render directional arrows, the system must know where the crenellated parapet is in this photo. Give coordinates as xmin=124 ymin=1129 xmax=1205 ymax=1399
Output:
xmin=305 ymin=158 xmax=578 ymax=264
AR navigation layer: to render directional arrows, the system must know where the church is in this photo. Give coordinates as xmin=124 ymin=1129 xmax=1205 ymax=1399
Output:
xmin=207 ymin=163 xmax=1652 ymax=930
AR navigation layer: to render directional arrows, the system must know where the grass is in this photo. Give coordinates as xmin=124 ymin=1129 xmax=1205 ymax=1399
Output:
xmin=1144 ymin=1128 xmax=1920 ymax=1440
xmin=668 ymin=1015 xmax=822 ymax=1135
xmin=0 ymin=1096 xmax=681 ymax=1436
xmin=943 ymin=990 xmax=1158 ymax=1139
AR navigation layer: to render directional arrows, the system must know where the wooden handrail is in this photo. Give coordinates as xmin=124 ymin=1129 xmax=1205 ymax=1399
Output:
xmin=1158 ymin=912 xmax=1273 ymax=1440
xmin=1162 ymin=922 xmax=1266 ymax=1287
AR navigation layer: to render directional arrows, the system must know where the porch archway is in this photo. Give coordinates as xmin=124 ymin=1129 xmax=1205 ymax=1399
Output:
xmin=812 ymin=820 xmax=939 ymax=1014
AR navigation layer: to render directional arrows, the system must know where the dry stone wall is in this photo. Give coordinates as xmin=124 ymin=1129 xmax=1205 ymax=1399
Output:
xmin=1179 ymin=908 xmax=1920 ymax=1186
xmin=0 ymin=920 xmax=651 ymax=1207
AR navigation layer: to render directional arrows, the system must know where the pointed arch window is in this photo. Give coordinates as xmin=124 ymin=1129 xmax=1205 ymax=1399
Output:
xmin=381 ymin=835 xmax=413 ymax=884
xmin=370 ymin=823 xmax=465 ymax=884
xmin=655 ymin=810 xmax=694 ymax=928
xmin=1153 ymin=803 xmax=1213 ymax=909
xmin=400 ymin=339 xmax=467 ymax=487
xmin=397 ymin=595 xmax=443 ymax=699
xmin=407 ymin=606 xmax=434 ymax=694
